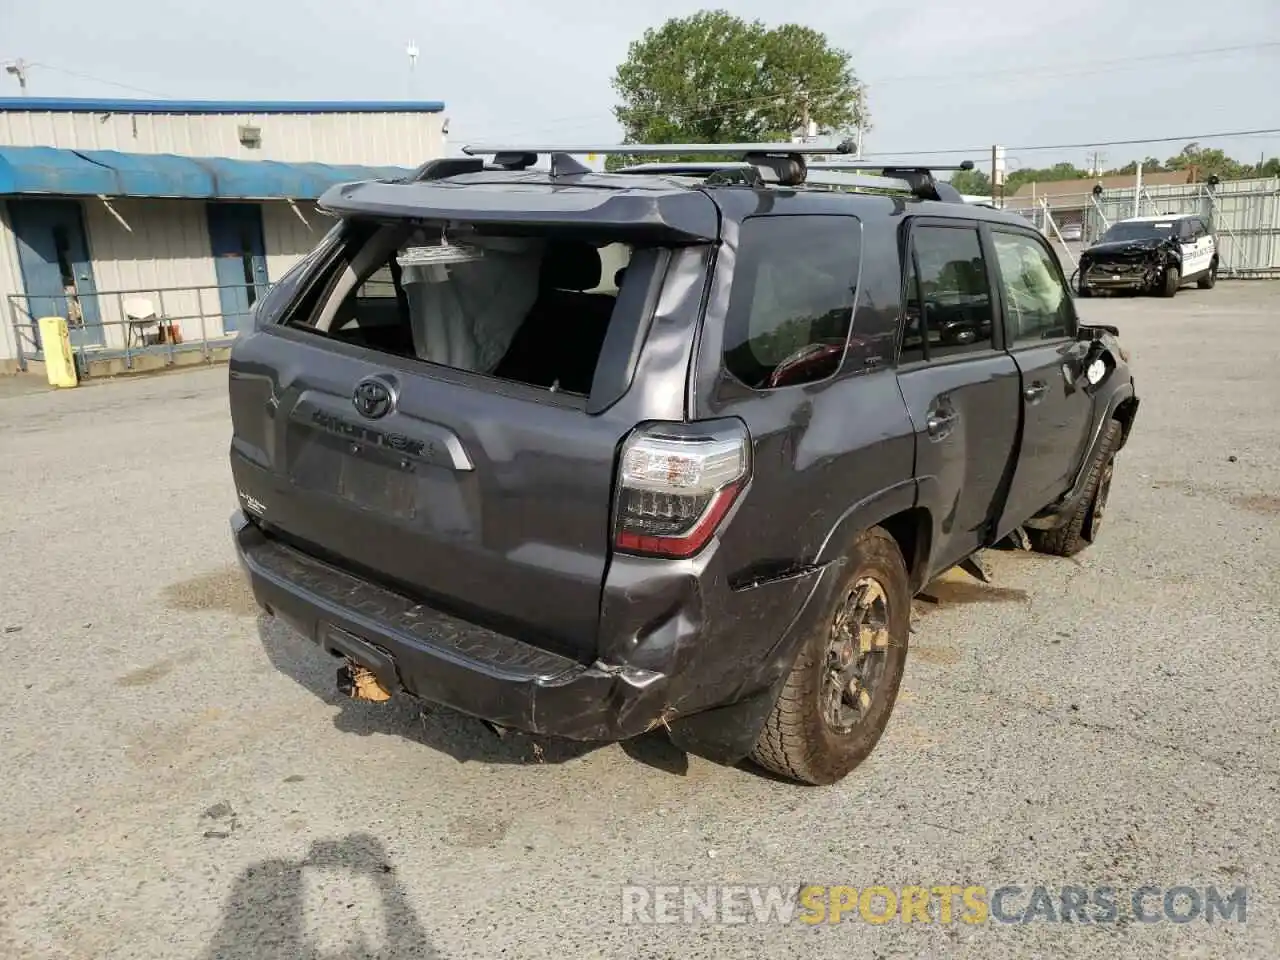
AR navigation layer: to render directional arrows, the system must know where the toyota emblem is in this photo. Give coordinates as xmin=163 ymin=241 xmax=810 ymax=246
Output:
xmin=352 ymin=377 xmax=394 ymax=419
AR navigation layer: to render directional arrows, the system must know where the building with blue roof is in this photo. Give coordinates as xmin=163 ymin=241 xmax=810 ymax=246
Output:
xmin=0 ymin=97 xmax=445 ymax=369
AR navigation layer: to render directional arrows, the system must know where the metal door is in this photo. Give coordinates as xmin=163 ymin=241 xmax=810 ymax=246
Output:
xmin=206 ymin=203 xmax=269 ymax=333
xmin=8 ymin=198 xmax=104 ymax=349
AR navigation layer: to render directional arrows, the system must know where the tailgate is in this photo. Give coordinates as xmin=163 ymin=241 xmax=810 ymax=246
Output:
xmin=227 ymin=187 xmax=715 ymax=661
xmin=230 ymin=331 xmax=627 ymax=660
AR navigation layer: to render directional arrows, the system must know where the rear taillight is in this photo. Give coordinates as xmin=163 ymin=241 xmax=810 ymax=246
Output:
xmin=613 ymin=424 xmax=750 ymax=559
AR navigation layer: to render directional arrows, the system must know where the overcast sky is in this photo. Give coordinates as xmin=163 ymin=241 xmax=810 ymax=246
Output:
xmin=3 ymin=0 xmax=1278 ymax=171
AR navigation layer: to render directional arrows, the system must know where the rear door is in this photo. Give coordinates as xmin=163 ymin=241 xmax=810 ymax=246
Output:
xmin=988 ymin=225 xmax=1093 ymax=535
xmin=229 ymin=220 xmax=700 ymax=662
xmin=895 ymin=219 xmax=1021 ymax=575
xmin=1182 ymin=217 xmax=1214 ymax=278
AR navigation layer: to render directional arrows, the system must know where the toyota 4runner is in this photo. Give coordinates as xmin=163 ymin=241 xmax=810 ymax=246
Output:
xmin=229 ymin=143 xmax=1139 ymax=785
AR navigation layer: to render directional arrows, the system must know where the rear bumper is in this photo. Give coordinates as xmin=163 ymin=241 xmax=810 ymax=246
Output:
xmin=232 ymin=512 xmax=670 ymax=741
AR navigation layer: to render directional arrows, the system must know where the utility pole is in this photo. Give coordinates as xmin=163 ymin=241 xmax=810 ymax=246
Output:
xmin=992 ymin=144 xmax=1006 ymax=208
xmin=4 ymin=58 xmax=29 ymax=95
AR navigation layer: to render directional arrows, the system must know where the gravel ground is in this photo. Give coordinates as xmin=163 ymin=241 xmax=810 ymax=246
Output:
xmin=1 ymin=282 xmax=1277 ymax=960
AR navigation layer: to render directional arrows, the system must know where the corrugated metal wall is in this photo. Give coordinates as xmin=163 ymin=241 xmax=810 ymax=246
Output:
xmin=1 ymin=197 xmax=334 ymax=360
xmin=260 ymin=200 xmax=325 ymax=282
xmin=1090 ymin=177 xmax=1280 ymax=277
xmin=0 ymin=110 xmax=445 ymax=167
xmin=81 ymin=198 xmax=221 ymax=345
xmin=0 ymin=206 xmax=25 ymax=365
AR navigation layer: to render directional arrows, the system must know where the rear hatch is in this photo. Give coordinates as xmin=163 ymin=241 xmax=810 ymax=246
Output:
xmin=228 ymin=173 xmax=717 ymax=661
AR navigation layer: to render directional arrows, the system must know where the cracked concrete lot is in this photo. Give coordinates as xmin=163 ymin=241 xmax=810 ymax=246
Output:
xmin=0 ymin=282 xmax=1277 ymax=959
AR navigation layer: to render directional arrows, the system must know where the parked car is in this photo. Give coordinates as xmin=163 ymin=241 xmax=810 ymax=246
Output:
xmin=228 ymin=144 xmax=1139 ymax=785
xmin=1060 ymin=222 xmax=1083 ymax=242
xmin=1077 ymin=214 xmax=1218 ymax=297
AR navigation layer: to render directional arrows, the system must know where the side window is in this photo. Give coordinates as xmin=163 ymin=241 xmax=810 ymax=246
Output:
xmin=899 ymin=224 xmax=995 ymax=363
xmin=991 ymin=230 xmax=1076 ymax=344
xmin=722 ymin=215 xmax=861 ymax=389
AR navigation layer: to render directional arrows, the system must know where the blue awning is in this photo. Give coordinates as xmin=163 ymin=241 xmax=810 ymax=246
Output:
xmin=0 ymin=145 xmax=415 ymax=200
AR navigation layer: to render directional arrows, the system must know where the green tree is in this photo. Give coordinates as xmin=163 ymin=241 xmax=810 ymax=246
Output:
xmin=1104 ymin=157 xmax=1168 ymax=176
xmin=1258 ymin=157 xmax=1280 ymax=178
xmin=949 ymin=168 xmax=991 ymax=196
xmin=610 ymin=10 xmax=866 ymax=163
xmin=1164 ymin=143 xmax=1247 ymax=180
xmin=1003 ymin=162 xmax=1086 ymax=195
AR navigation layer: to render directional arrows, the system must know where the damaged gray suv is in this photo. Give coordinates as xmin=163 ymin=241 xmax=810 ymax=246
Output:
xmin=229 ymin=143 xmax=1139 ymax=785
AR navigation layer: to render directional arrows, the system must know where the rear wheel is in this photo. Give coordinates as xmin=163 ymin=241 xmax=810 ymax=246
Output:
xmin=751 ymin=528 xmax=910 ymax=786
xmin=1028 ymin=420 xmax=1120 ymax=558
xmin=1158 ymin=265 xmax=1180 ymax=297
xmin=1197 ymin=260 xmax=1218 ymax=289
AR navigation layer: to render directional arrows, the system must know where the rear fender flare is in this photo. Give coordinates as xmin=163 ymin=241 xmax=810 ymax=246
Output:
xmin=668 ymin=479 xmax=922 ymax=765
xmin=813 ymin=479 xmax=920 ymax=568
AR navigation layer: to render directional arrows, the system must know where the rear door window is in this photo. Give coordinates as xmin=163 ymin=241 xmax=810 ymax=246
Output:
xmin=722 ymin=215 xmax=861 ymax=389
xmin=899 ymin=224 xmax=996 ymax=363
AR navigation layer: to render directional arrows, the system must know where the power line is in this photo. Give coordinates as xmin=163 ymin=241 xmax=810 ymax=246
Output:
xmin=871 ymin=40 xmax=1280 ymax=85
xmin=860 ymin=128 xmax=1280 ymax=159
xmin=23 ymin=61 xmax=167 ymax=97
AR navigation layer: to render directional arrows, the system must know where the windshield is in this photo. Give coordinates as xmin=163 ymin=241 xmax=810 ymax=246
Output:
xmin=1100 ymin=220 xmax=1175 ymax=243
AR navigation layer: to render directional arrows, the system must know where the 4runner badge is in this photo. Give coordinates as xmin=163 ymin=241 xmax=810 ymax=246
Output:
xmin=353 ymin=377 xmax=395 ymax=419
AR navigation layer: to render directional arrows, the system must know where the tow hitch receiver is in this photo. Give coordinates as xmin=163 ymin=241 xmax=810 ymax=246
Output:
xmin=337 ymin=660 xmax=393 ymax=702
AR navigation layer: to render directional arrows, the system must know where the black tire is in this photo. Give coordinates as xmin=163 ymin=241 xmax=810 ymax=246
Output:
xmin=1197 ymin=260 xmax=1218 ymax=289
xmin=1028 ymin=420 xmax=1120 ymax=558
xmin=1158 ymin=265 xmax=1180 ymax=298
xmin=751 ymin=527 xmax=910 ymax=786
xmin=1077 ymin=278 xmax=1093 ymax=298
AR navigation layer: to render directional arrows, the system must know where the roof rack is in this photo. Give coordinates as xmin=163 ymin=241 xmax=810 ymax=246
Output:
xmin=463 ymin=140 xmax=860 ymax=187
xmin=461 ymin=142 xmax=974 ymax=201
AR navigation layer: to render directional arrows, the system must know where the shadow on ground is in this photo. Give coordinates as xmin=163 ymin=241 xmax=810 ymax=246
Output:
xmin=200 ymin=833 xmax=435 ymax=960
xmin=256 ymin=615 xmax=689 ymax=776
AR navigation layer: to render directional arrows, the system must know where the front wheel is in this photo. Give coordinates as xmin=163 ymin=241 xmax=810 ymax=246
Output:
xmin=1029 ymin=420 xmax=1120 ymax=558
xmin=1158 ymin=265 xmax=1180 ymax=297
xmin=751 ymin=528 xmax=910 ymax=786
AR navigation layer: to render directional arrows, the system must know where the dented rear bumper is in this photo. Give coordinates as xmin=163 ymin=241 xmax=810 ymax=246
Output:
xmin=232 ymin=510 xmax=827 ymax=759
xmin=232 ymin=512 xmax=670 ymax=741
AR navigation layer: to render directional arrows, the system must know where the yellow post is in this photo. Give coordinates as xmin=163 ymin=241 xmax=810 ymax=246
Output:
xmin=37 ymin=316 xmax=79 ymax=388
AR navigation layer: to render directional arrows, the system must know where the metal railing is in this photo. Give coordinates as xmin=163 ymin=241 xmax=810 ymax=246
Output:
xmin=7 ymin=283 xmax=259 ymax=375
xmin=1004 ymin=177 xmax=1280 ymax=277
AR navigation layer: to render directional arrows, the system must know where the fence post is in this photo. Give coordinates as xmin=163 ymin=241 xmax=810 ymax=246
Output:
xmin=8 ymin=298 xmax=25 ymax=372
xmin=198 ymin=289 xmax=210 ymax=361
xmin=117 ymin=291 xmax=133 ymax=370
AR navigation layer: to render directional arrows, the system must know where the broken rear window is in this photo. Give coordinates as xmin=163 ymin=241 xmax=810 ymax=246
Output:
xmin=293 ymin=224 xmax=642 ymax=396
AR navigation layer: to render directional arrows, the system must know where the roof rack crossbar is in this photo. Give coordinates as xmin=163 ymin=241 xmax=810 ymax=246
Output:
xmin=809 ymin=160 xmax=975 ymax=172
xmin=457 ymin=143 xmax=976 ymax=201
xmin=462 ymin=141 xmax=859 ymax=158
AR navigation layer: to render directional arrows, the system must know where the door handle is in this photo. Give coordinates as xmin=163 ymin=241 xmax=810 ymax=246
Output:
xmin=1024 ymin=382 xmax=1048 ymax=403
xmin=926 ymin=410 xmax=958 ymax=439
